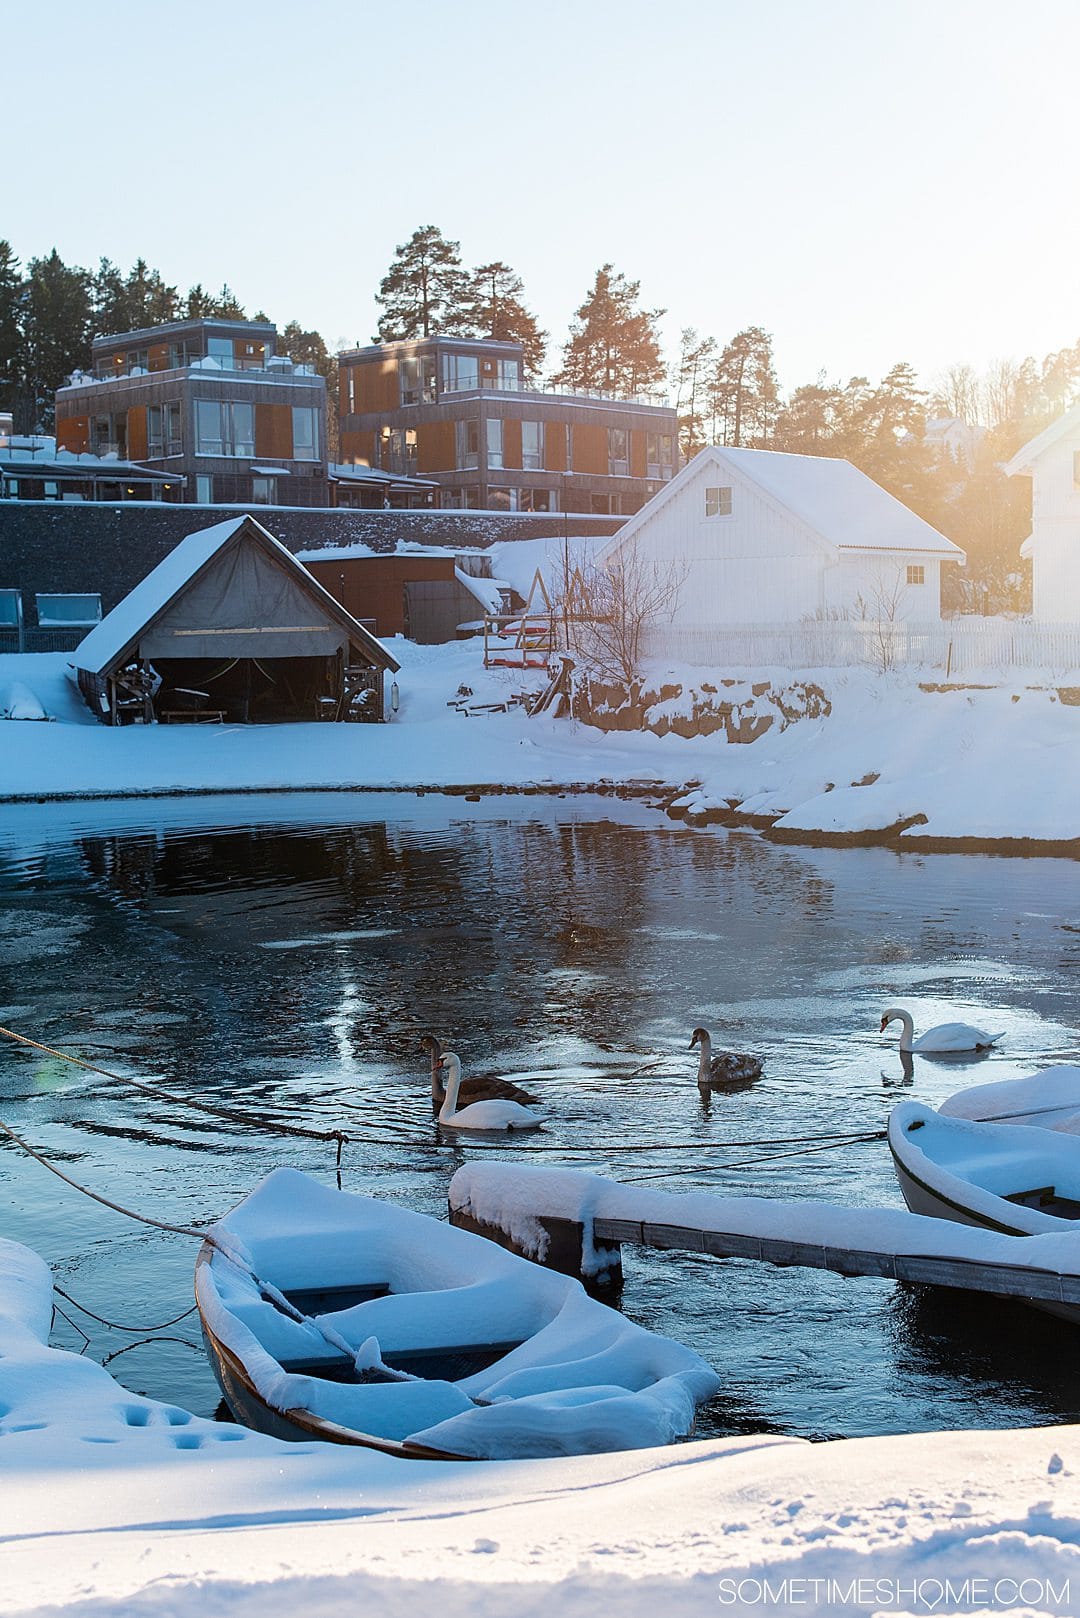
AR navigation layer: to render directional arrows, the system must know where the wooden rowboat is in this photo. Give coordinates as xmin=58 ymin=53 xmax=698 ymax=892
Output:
xmin=195 ymin=1167 xmax=720 ymax=1460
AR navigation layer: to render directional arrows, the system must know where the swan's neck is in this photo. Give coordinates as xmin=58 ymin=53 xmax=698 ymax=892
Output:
xmin=438 ymin=1055 xmax=462 ymax=1122
xmin=696 ymin=1033 xmax=712 ymax=1083
xmin=889 ymin=1011 xmax=915 ymax=1052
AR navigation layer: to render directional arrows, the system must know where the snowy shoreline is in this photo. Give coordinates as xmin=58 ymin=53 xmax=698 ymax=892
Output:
xmin=4 ymin=642 xmax=1080 ymax=857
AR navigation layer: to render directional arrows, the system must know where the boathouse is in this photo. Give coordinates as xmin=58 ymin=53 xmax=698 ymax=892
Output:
xmin=71 ymin=513 xmax=399 ymax=725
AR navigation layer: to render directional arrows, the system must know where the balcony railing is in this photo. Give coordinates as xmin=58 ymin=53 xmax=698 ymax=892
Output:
xmin=65 ymin=356 xmax=321 ymax=388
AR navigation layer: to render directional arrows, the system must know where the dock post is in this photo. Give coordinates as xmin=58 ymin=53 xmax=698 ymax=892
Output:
xmin=449 ymin=1206 xmax=622 ymax=1296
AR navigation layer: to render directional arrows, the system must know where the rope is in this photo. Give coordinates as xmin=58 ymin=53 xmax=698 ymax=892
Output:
xmin=0 ymin=1026 xmax=348 ymax=1168
xmin=52 ymin=1283 xmax=198 ymax=1333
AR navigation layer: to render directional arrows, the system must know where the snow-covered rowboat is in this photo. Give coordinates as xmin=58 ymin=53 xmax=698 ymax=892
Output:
xmin=195 ymin=1168 xmax=720 ymax=1460
xmin=888 ymin=1100 xmax=1080 ymax=1321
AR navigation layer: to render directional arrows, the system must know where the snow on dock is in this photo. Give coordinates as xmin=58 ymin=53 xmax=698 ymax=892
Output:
xmin=449 ymin=1162 xmax=1080 ymax=1305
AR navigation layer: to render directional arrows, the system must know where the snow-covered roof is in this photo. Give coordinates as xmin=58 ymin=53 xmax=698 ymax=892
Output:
xmin=73 ymin=515 xmax=398 ymax=676
xmin=485 ymin=534 xmax=610 ymax=601
xmin=602 ymin=444 xmax=965 ymax=561
xmin=1003 ymin=399 xmax=1080 ymax=477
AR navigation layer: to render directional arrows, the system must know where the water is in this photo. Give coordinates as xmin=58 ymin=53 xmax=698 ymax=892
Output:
xmin=1 ymin=791 xmax=1079 ymax=1442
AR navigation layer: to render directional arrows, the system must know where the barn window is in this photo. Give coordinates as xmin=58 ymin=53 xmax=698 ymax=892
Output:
xmin=906 ymin=564 xmax=925 ymax=586
xmin=705 ymin=486 xmax=732 ymax=517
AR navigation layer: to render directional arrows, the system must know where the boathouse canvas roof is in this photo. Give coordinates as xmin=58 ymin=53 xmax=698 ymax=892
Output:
xmin=601 ymin=444 xmax=965 ymax=561
xmin=72 ymin=514 xmax=399 ymax=677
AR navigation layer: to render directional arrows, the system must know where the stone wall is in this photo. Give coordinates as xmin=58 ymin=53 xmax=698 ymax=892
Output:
xmin=572 ymin=673 xmax=831 ymax=742
xmin=0 ymin=504 xmax=622 ymax=627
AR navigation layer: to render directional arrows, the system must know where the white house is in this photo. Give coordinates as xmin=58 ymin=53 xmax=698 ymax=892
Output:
xmin=1004 ymin=401 xmax=1080 ymax=622
xmin=597 ymin=444 xmax=964 ymax=648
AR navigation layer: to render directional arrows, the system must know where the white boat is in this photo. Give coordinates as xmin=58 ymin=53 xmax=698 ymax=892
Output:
xmin=195 ymin=1167 xmax=720 ymax=1460
xmin=888 ymin=1100 xmax=1080 ymax=1321
xmin=940 ymin=1064 xmax=1080 ymax=1133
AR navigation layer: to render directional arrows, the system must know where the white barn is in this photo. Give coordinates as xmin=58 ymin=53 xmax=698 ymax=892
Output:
xmin=597 ymin=445 xmax=964 ymax=648
xmin=1004 ymin=401 xmax=1080 ymax=622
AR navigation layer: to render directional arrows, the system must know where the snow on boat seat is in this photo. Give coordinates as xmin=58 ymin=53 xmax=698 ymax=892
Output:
xmin=197 ymin=1168 xmax=720 ymax=1459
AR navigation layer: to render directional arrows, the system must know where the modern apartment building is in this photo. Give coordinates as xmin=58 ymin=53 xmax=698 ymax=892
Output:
xmin=336 ymin=336 xmax=678 ymax=514
xmin=54 ymin=318 xmax=329 ymax=508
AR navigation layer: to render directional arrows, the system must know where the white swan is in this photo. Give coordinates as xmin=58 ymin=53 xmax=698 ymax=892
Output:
xmin=690 ymin=1027 xmax=763 ymax=1089
xmin=437 ymin=1051 xmax=542 ymax=1132
xmin=421 ymin=1033 xmax=537 ymax=1112
xmin=879 ymin=1007 xmax=1003 ymax=1054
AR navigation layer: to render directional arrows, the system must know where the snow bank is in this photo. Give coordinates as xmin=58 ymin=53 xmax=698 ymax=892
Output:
xmin=4 ymin=1234 xmax=1080 ymax=1616
xmin=5 ymin=648 xmax=1080 ymax=849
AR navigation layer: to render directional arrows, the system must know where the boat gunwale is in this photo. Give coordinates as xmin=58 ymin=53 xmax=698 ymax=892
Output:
xmin=194 ymin=1244 xmax=477 ymax=1462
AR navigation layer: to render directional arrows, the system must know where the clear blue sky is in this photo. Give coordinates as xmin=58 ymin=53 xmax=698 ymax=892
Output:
xmin=7 ymin=0 xmax=1079 ymax=396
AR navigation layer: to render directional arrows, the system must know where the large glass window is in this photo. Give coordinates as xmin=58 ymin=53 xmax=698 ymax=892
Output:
xmin=147 ymin=401 xmax=183 ymax=457
xmin=608 ymin=427 xmax=629 ymax=476
xmin=292 ymin=406 xmax=319 ymax=461
xmin=646 ymin=432 xmax=674 ymax=480
xmin=443 ymin=353 xmax=480 ymax=392
xmin=195 ymin=400 xmax=255 ymax=458
xmin=456 ymin=418 xmax=480 ymax=469
xmin=207 ymin=336 xmax=235 ymax=368
xmin=486 ymin=418 xmax=504 ymax=469
xmin=496 ymin=358 xmax=521 ymax=390
xmin=521 ymin=420 xmax=543 ymax=470
xmin=400 ymin=357 xmax=421 ymax=406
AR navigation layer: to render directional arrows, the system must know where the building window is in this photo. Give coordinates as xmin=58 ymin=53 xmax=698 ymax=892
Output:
xmin=347 ymin=371 xmax=355 ymax=412
xmin=487 ymin=418 xmax=504 ymax=470
xmin=147 ymin=402 xmax=182 ymax=458
xmin=197 ymin=474 xmax=214 ymax=503
xmin=292 ymin=406 xmax=319 ymax=461
xmin=399 ymin=357 xmax=421 ymax=406
xmin=251 ymin=476 xmax=277 ymax=504
xmin=456 ymin=418 xmax=480 ymax=470
xmin=443 ymin=353 xmax=480 ymax=392
xmin=36 ymin=592 xmax=102 ymax=627
xmin=206 ymin=336 xmax=235 ymax=368
xmin=195 ymin=400 xmax=255 ymax=458
xmin=521 ymin=420 xmax=543 ymax=470
xmin=647 ymin=433 xmax=675 ymax=480
xmin=496 ymin=358 xmax=521 ymax=390
xmin=705 ymin=486 xmax=732 ymax=517
xmin=518 ymin=487 xmax=555 ymax=512
xmin=906 ymin=564 xmax=925 ymax=585
xmin=608 ymin=428 xmax=629 ymax=476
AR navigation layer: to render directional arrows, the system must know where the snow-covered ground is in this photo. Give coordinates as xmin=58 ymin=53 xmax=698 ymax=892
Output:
xmin=4 ymin=1234 xmax=1079 ymax=1617
xmin=4 ymin=646 xmax=1080 ymax=849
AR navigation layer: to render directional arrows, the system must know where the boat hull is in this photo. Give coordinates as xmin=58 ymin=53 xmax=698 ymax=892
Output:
xmin=888 ymin=1118 xmax=1080 ymax=1325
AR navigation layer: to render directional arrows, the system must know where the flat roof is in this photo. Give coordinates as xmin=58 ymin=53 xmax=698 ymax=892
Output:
xmin=339 ymin=335 xmax=523 ymax=363
xmin=92 ymin=316 xmax=278 ymax=351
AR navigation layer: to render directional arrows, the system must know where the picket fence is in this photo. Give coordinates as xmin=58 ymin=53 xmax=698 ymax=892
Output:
xmin=642 ymin=619 xmax=1080 ymax=679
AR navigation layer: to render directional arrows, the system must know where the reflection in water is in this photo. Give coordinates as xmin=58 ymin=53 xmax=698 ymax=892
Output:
xmin=0 ymin=793 xmax=1079 ymax=1439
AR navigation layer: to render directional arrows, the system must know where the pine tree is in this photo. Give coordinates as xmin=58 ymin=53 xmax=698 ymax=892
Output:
xmin=468 ymin=261 xmax=546 ymax=379
xmin=673 ymin=327 xmax=716 ymax=457
xmin=22 ymin=250 xmax=93 ymax=427
xmin=207 ymin=284 xmax=246 ymax=318
xmin=706 ymin=327 xmax=779 ymax=447
xmin=0 ymin=241 xmax=24 ymax=391
xmin=556 ymin=265 xmax=666 ymax=398
xmin=374 ymin=225 xmax=472 ymax=341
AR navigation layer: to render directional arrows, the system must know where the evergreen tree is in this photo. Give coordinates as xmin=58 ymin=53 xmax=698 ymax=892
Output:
xmin=555 ymin=265 xmax=666 ymax=398
xmin=0 ymin=241 xmax=24 ymax=393
xmin=374 ymin=225 xmax=472 ymax=341
xmin=773 ymin=377 xmax=846 ymax=453
xmin=468 ymin=261 xmax=546 ymax=379
xmin=207 ymin=284 xmax=246 ymax=318
xmin=673 ymin=327 xmax=716 ymax=456
xmin=707 ymin=327 xmax=779 ymax=446
xmin=21 ymin=250 xmax=93 ymax=426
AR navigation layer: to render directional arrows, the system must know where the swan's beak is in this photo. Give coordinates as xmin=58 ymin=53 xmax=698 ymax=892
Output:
xmin=879 ymin=1017 xmax=888 ymax=1032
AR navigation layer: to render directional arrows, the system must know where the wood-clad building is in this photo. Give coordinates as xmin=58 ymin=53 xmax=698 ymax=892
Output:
xmin=55 ymin=319 xmax=330 ymax=510
xmin=337 ymin=336 xmax=679 ymax=516
xmin=71 ymin=515 xmax=399 ymax=725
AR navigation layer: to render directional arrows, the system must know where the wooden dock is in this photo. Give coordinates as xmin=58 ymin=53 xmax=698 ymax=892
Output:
xmin=449 ymin=1166 xmax=1080 ymax=1310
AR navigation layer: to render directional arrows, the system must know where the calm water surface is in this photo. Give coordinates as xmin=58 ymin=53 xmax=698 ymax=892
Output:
xmin=1 ymin=791 xmax=1079 ymax=1442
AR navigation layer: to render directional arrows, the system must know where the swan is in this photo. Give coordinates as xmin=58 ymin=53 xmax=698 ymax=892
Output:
xmin=879 ymin=1007 xmax=1003 ymax=1054
xmin=436 ymin=1051 xmax=543 ymax=1132
xmin=420 ymin=1033 xmax=538 ymax=1111
xmin=690 ymin=1027 xmax=763 ymax=1089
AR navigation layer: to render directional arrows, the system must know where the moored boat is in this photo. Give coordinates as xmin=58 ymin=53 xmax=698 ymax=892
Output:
xmin=195 ymin=1167 xmax=720 ymax=1460
xmin=887 ymin=1099 xmax=1080 ymax=1321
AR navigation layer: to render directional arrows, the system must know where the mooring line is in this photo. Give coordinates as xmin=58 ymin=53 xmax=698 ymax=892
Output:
xmin=0 ymin=1025 xmax=347 ymax=1182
